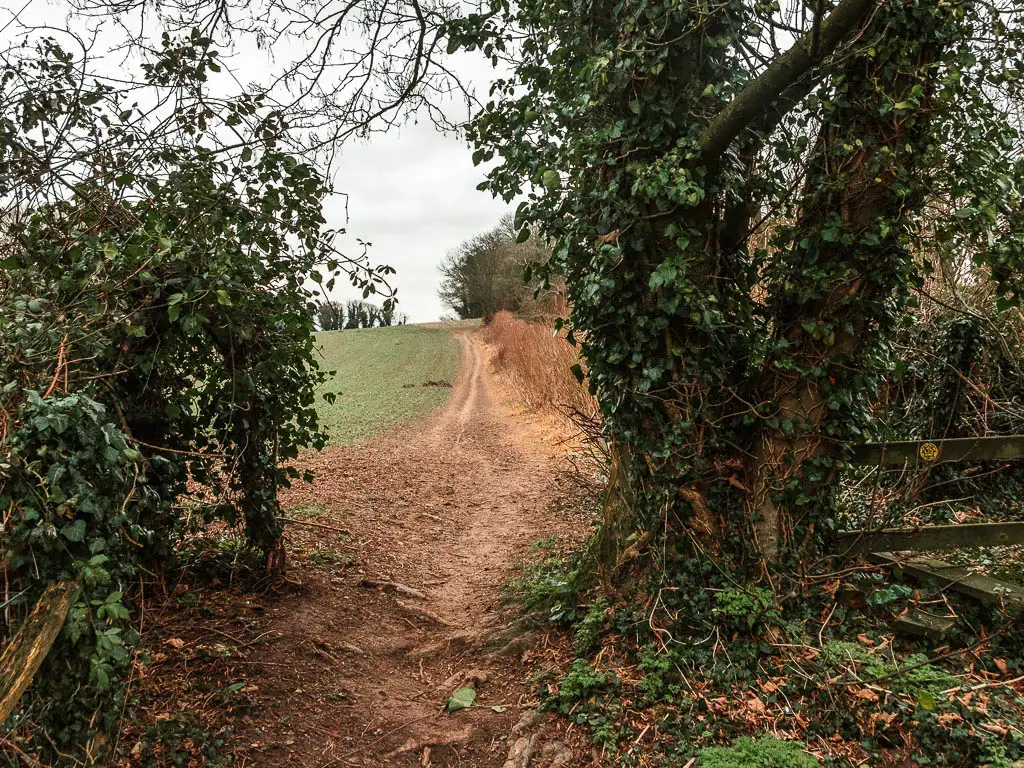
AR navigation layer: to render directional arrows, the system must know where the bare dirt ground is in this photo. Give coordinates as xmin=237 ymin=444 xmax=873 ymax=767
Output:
xmin=200 ymin=328 xmax=591 ymax=767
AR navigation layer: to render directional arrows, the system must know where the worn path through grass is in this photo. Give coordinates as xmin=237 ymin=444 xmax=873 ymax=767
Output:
xmin=244 ymin=326 xmax=587 ymax=766
xmin=117 ymin=322 xmax=588 ymax=767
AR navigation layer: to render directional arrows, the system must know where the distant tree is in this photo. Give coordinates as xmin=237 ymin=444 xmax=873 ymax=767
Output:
xmin=316 ymin=300 xmax=346 ymax=331
xmin=344 ymin=300 xmax=361 ymax=329
xmin=340 ymin=298 xmax=390 ymax=328
xmin=366 ymin=304 xmax=381 ymax=327
xmin=439 ymin=213 xmax=548 ymax=319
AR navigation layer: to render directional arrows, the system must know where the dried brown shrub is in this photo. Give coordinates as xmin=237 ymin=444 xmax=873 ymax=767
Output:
xmin=482 ymin=310 xmax=597 ymax=417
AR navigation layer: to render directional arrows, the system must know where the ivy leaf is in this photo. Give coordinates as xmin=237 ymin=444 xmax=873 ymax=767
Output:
xmin=61 ymin=519 xmax=86 ymax=543
xmin=649 ymin=264 xmax=677 ymax=290
xmin=446 ymin=687 xmax=476 ymax=713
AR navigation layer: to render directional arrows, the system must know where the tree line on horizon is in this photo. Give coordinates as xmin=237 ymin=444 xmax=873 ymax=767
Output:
xmin=315 ymin=298 xmax=408 ymax=330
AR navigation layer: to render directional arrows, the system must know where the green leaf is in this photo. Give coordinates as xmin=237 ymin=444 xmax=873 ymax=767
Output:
xmin=216 ymin=290 xmax=232 ymax=306
xmin=446 ymin=687 xmax=476 ymax=713
xmin=103 ymin=243 xmax=119 ymax=259
xmin=542 ymin=170 xmax=560 ymax=192
xmin=62 ymin=519 xmax=86 ymax=543
xmin=916 ymin=691 xmax=936 ymax=711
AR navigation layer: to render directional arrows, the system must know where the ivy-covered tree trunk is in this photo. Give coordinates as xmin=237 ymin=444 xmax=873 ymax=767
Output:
xmin=746 ymin=4 xmax=953 ymax=562
xmin=459 ymin=0 xmax=1011 ymax=592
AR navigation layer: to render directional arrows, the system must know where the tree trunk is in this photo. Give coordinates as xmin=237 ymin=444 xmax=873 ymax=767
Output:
xmin=746 ymin=4 xmax=952 ymax=563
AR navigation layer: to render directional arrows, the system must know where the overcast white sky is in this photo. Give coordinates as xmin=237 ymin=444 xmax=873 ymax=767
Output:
xmin=2 ymin=0 xmax=513 ymax=322
xmin=329 ymin=124 xmax=510 ymax=322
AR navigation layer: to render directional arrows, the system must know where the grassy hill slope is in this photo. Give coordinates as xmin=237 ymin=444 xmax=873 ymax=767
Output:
xmin=314 ymin=322 xmax=470 ymax=445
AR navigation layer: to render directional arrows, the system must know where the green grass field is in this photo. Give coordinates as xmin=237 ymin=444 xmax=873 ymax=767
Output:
xmin=313 ymin=322 xmax=470 ymax=445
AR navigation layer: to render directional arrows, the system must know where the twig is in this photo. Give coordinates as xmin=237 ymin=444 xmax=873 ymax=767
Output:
xmin=131 ymin=437 xmax=228 ymax=459
xmin=837 ymin=625 xmax=1010 ymax=687
xmin=43 ymin=336 xmax=68 ymax=398
xmin=940 ymin=673 xmax=1024 ymax=696
xmin=203 ymin=626 xmax=256 ymax=649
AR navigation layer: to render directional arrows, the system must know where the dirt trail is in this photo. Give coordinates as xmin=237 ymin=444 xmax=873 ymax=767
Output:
xmin=240 ymin=328 xmax=582 ymax=767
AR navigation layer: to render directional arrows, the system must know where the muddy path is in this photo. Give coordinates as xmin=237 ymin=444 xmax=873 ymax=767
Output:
xmin=237 ymin=328 xmax=585 ymax=767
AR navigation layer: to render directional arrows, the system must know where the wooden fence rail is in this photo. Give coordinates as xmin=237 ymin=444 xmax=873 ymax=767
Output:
xmin=837 ymin=522 xmax=1024 ymax=555
xmin=850 ymin=436 xmax=1024 ymax=467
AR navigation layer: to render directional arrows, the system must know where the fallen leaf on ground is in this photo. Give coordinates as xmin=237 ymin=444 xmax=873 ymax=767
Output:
xmin=446 ymin=687 xmax=476 ymax=713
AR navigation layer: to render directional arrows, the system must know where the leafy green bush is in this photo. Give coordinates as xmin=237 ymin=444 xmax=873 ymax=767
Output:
xmin=818 ymin=641 xmax=959 ymax=696
xmin=698 ymin=737 xmax=819 ymax=768
xmin=505 ymin=544 xmax=580 ymax=620
xmin=573 ymin=597 xmax=610 ymax=652
xmin=713 ymin=588 xmax=781 ymax=632
xmin=543 ymin=659 xmax=618 ymax=716
xmin=0 ymin=31 xmax=390 ymax=762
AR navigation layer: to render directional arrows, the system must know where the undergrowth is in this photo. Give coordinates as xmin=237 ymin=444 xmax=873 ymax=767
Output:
xmin=514 ymin=556 xmax=1024 ymax=767
xmin=699 ymin=737 xmax=820 ymax=768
